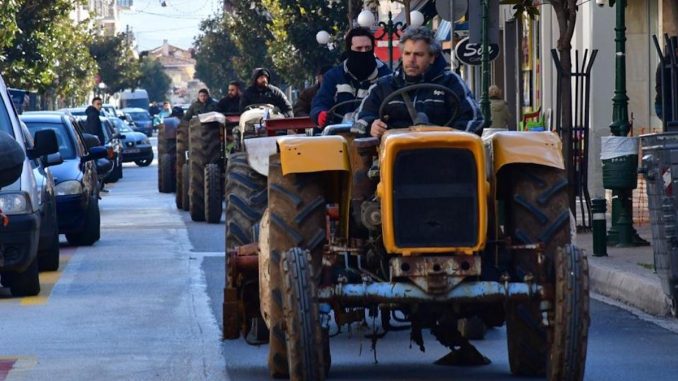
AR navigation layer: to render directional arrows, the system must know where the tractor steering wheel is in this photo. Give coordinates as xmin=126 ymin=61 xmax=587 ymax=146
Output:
xmin=244 ymin=103 xmax=276 ymax=112
xmin=325 ymin=99 xmax=364 ymax=123
xmin=378 ymin=83 xmax=462 ymax=129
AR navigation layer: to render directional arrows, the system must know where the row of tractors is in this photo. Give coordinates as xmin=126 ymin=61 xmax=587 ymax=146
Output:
xmin=155 ymin=86 xmax=590 ymax=381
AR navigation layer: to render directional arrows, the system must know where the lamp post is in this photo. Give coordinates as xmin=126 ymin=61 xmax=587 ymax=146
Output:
xmin=479 ymin=0 xmax=491 ymax=127
xmin=603 ymin=0 xmax=648 ymax=246
xmin=357 ymin=9 xmax=425 ymax=70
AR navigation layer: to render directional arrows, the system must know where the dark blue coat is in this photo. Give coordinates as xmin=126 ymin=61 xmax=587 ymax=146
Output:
xmin=310 ymin=60 xmax=391 ymax=124
xmin=355 ymin=55 xmax=484 ymax=135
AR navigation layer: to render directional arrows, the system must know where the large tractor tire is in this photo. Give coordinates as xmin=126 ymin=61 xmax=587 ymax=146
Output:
xmin=181 ymin=162 xmax=190 ymax=212
xmin=503 ymin=165 xmax=588 ymax=380
xmin=263 ymin=155 xmax=328 ymax=379
xmin=188 ymin=119 xmax=221 ymax=222
xmin=204 ymin=163 xmax=223 ymax=223
xmin=175 ymin=121 xmax=189 ymax=209
xmin=281 ymin=247 xmax=326 ymax=381
xmin=225 ymin=152 xmax=267 ymax=248
xmin=158 ymin=153 xmax=176 ymax=193
xmin=223 ymin=153 xmax=268 ymax=341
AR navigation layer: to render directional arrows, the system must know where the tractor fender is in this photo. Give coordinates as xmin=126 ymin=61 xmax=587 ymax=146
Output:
xmin=489 ymin=131 xmax=564 ymax=173
xmin=243 ymin=136 xmax=279 ymax=176
xmin=276 ymin=135 xmax=351 ymax=175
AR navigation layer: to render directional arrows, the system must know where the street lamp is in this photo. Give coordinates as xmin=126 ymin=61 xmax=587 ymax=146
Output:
xmin=599 ymin=0 xmax=647 ymax=246
xmin=357 ymin=9 xmax=425 ymax=70
xmin=316 ymin=30 xmax=335 ymax=50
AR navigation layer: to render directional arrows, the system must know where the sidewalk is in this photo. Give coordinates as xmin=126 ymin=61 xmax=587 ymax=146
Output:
xmin=576 ymin=223 xmax=674 ymax=316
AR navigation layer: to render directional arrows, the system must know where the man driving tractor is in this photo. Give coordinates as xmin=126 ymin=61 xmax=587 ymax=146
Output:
xmin=240 ymin=68 xmax=293 ymax=117
xmin=355 ymin=27 xmax=484 ymax=137
xmin=310 ymin=27 xmax=391 ymax=128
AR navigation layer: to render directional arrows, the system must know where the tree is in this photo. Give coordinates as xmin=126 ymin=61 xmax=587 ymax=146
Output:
xmin=226 ymin=1 xmax=277 ymax=84
xmin=0 ymin=0 xmax=20 ymax=56
xmin=263 ymin=0 xmax=349 ymax=86
xmin=49 ymin=18 xmax=98 ymax=105
xmin=88 ymin=33 xmax=141 ymax=94
xmin=139 ymin=59 xmax=172 ymax=102
xmin=0 ymin=0 xmax=76 ymax=91
xmin=193 ymin=14 xmax=241 ymax=97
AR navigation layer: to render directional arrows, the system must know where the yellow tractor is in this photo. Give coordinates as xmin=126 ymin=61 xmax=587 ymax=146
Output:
xmin=225 ymin=84 xmax=590 ymax=381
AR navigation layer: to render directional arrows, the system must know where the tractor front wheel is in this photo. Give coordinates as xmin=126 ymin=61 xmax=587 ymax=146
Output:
xmin=281 ymin=247 xmax=326 ymax=381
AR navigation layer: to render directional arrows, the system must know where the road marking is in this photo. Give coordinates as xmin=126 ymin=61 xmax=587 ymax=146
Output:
xmin=0 ymin=247 xmax=74 ymax=305
xmin=0 ymin=359 xmax=15 ymax=381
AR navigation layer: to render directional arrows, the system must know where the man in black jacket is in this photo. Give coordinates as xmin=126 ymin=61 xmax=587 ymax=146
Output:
xmin=183 ymin=88 xmax=217 ymax=121
xmin=355 ymin=27 xmax=484 ymax=137
xmin=240 ymin=68 xmax=293 ymax=117
xmin=85 ymin=97 xmax=106 ymax=145
xmin=217 ymin=81 xmax=242 ymax=114
xmin=293 ymin=65 xmax=331 ymax=117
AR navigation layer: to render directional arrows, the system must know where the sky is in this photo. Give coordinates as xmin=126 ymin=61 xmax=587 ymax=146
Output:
xmin=117 ymin=0 xmax=223 ymax=51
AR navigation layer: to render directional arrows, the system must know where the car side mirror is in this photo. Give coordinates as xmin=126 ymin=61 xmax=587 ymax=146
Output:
xmin=44 ymin=152 xmax=64 ymax=168
xmin=0 ymin=131 xmax=25 ymax=188
xmin=82 ymin=133 xmax=101 ymax=149
xmin=115 ymin=133 xmax=126 ymax=140
xmin=28 ymin=129 xmax=59 ymax=159
xmin=83 ymin=146 xmax=108 ymax=162
xmin=95 ymin=157 xmax=113 ymax=175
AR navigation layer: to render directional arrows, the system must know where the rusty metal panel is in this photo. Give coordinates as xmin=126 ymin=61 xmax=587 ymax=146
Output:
xmin=390 ymin=255 xmax=482 ymax=294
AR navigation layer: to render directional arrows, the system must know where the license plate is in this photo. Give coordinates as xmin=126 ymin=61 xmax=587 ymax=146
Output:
xmin=126 ymin=148 xmax=140 ymax=154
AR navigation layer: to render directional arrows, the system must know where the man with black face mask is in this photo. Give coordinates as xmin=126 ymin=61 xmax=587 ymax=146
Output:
xmin=310 ymin=27 xmax=391 ymax=128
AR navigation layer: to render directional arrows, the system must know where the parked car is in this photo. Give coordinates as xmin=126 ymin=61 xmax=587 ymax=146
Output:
xmin=0 ymin=74 xmax=60 ymax=296
xmin=20 ymin=112 xmax=107 ymax=247
xmin=18 ymin=121 xmax=62 ymax=272
xmin=70 ymin=115 xmax=123 ymax=183
xmin=109 ymin=117 xmax=154 ymax=167
xmin=120 ymin=107 xmax=153 ymax=137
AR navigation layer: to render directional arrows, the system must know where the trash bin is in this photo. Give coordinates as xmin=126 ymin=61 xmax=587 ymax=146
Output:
xmin=639 ymin=132 xmax=678 ymax=315
xmin=602 ymin=136 xmax=639 ymax=190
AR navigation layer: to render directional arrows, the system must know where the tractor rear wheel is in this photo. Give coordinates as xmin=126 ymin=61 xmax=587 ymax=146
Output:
xmin=204 ymin=163 xmax=222 ymax=223
xmin=264 ymin=154 xmax=327 ymax=379
xmin=188 ymin=120 xmax=221 ymax=222
xmin=159 ymin=153 xmax=175 ymax=193
xmin=182 ymin=163 xmax=190 ymax=212
xmin=503 ymin=165 xmax=582 ymax=378
xmin=225 ymin=152 xmax=267 ymax=248
xmin=281 ymin=247 xmax=326 ymax=381
xmin=223 ymin=152 xmax=268 ymax=340
xmin=175 ymin=121 xmax=189 ymax=209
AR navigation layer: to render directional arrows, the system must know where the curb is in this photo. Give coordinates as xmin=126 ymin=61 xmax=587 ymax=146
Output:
xmin=588 ymin=259 xmax=672 ymax=316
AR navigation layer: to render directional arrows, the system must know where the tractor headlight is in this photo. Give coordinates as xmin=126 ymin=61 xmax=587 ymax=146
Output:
xmin=0 ymin=192 xmax=32 ymax=215
xmin=55 ymin=180 xmax=83 ymax=196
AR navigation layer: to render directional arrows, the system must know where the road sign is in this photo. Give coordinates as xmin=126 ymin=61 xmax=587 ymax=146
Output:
xmin=454 ymin=37 xmax=500 ymax=66
xmin=436 ymin=0 xmax=467 ymax=22
xmin=468 ymin=0 xmax=500 ymax=45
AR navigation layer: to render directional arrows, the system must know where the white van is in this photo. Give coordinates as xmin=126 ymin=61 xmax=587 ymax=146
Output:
xmin=119 ymin=88 xmax=150 ymax=111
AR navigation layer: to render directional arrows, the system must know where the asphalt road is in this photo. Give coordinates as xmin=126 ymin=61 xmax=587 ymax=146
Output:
xmin=3 ymin=147 xmax=678 ymax=380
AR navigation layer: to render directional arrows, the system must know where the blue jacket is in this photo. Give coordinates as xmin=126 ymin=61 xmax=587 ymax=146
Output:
xmin=355 ymin=55 xmax=484 ymax=135
xmin=310 ymin=59 xmax=391 ymax=124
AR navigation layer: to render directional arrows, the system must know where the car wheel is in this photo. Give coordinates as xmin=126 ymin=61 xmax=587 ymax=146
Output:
xmin=1 ymin=256 xmax=40 ymax=297
xmin=65 ymin=197 xmax=101 ymax=246
xmin=135 ymin=159 xmax=152 ymax=167
xmin=38 ymin=199 xmax=60 ymax=272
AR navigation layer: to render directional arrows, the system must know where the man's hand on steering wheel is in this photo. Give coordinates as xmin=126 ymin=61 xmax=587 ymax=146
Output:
xmin=370 ymin=119 xmax=388 ymax=138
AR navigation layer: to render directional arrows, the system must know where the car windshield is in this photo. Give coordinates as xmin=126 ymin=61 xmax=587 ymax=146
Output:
xmin=0 ymin=96 xmax=13 ymax=136
xmin=110 ymin=118 xmax=133 ymax=133
xmin=68 ymin=109 xmax=87 ymax=116
xmin=128 ymin=111 xmax=151 ymax=121
xmin=23 ymin=121 xmax=76 ymax=159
